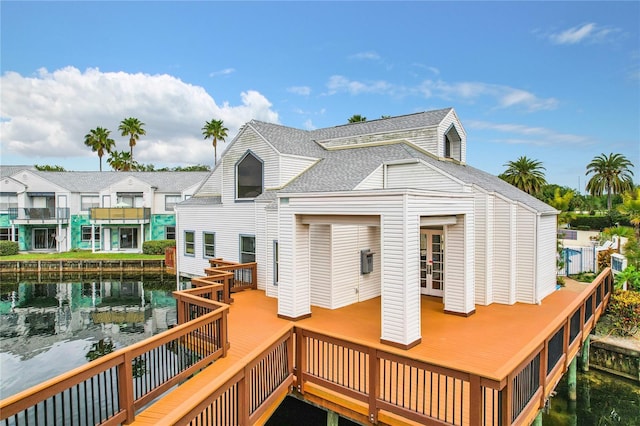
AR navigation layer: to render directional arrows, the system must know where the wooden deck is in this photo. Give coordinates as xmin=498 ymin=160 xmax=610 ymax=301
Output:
xmin=132 ymin=277 xmax=601 ymax=425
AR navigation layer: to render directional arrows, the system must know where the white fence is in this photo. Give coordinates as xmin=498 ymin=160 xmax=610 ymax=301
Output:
xmin=559 ymin=246 xmax=597 ymax=276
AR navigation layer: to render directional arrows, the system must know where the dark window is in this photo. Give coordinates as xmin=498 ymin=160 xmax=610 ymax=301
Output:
xmin=81 ymin=226 xmax=100 ymax=241
xmin=236 ymin=152 xmax=263 ymax=199
xmin=240 ymin=235 xmax=256 ymax=263
xmin=0 ymin=228 xmax=18 ymax=241
xmin=444 ymin=136 xmax=451 ymax=158
xmin=166 ymin=226 xmax=176 ymax=240
xmin=203 ymin=232 xmax=215 ymax=258
xmin=185 ymin=231 xmax=195 ymax=256
xmin=81 ymin=196 xmax=100 ymax=211
xmin=165 ymin=195 xmax=181 ymax=211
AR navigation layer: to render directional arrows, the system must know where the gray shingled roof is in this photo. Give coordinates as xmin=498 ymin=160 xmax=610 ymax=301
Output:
xmin=276 ymin=142 xmax=554 ymax=213
xmin=26 ymin=171 xmax=210 ymax=193
xmin=177 ymin=196 xmax=222 ymax=207
xmin=0 ymin=165 xmax=35 ymax=178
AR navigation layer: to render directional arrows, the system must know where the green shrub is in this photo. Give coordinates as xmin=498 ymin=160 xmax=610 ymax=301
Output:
xmin=142 ymin=239 xmax=176 ymax=255
xmin=0 ymin=241 xmax=19 ymax=256
xmin=607 ymin=291 xmax=640 ymax=337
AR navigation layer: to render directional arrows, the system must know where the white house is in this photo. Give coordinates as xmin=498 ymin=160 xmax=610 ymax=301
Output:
xmin=0 ymin=168 xmax=208 ymax=252
xmin=175 ymin=108 xmax=558 ymax=348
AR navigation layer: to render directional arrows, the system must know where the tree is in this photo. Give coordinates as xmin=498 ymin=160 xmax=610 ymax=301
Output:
xmin=498 ymin=156 xmax=547 ymax=195
xmin=84 ymin=127 xmax=115 ymax=172
xmin=585 ymin=153 xmax=635 ymax=211
xmin=548 ymin=188 xmax=576 ymax=226
xmin=35 ymin=164 xmax=66 ymax=171
xmin=201 ymin=119 xmax=228 ymax=166
xmin=108 ymin=150 xmax=139 ymax=171
xmin=618 ymin=187 xmax=640 ymax=237
xmin=118 ymin=117 xmax=146 ymax=166
xmin=348 ymin=114 xmax=366 ymax=123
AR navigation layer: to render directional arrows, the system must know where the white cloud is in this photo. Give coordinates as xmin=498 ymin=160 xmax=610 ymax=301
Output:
xmin=349 ymin=51 xmax=381 ymax=61
xmin=467 ymin=120 xmax=591 ymax=146
xmin=548 ymin=23 xmax=620 ymax=45
xmin=287 ymin=86 xmax=311 ymax=96
xmin=209 ymin=68 xmax=235 ymax=77
xmin=0 ymin=67 xmax=278 ymax=168
xmin=326 ymin=75 xmax=396 ymax=96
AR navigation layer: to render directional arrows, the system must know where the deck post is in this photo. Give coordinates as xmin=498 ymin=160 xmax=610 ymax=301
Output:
xmin=327 ymin=410 xmax=339 ymax=426
xmin=468 ymin=375 xmax=481 ymax=425
xmin=296 ymin=327 xmax=306 ymax=394
xmin=568 ymin=356 xmax=577 ymax=401
xmin=580 ymin=335 xmax=590 ymax=372
xmin=368 ymin=347 xmax=378 ymax=424
xmin=118 ymin=352 xmax=135 ymax=424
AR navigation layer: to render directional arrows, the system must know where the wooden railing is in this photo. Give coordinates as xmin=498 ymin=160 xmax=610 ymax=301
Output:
xmin=0 ymin=284 xmax=228 ymax=426
xmin=1 ymin=268 xmax=613 ymax=426
xmin=296 ymin=268 xmax=613 ymax=426
xmin=160 ymin=328 xmax=295 ymax=426
xmin=203 ymin=258 xmax=258 ymax=297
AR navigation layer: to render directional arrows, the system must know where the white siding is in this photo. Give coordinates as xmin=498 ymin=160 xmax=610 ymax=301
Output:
xmin=386 ymin=162 xmax=463 ymax=192
xmin=255 ymin=202 xmax=268 ymax=291
xmin=405 ymin=127 xmax=439 ymax=156
xmin=474 ymin=192 xmax=488 ymax=305
xmin=330 ymin=225 xmax=358 ymax=309
xmin=438 ymin=109 xmax=467 ymax=163
xmin=492 ymin=198 xmax=515 ymax=304
xmin=515 ymin=206 xmax=536 ymax=303
xmin=354 ymin=166 xmax=383 ymax=190
xmin=280 ymin=156 xmax=318 ymax=188
xmin=265 ymin=206 xmax=279 ymax=298
xmin=536 ymin=214 xmax=558 ymax=301
xmin=443 ymin=214 xmax=475 ymax=314
xmin=197 ymin=167 xmax=222 ymax=196
xmin=357 ymin=225 xmax=382 ymax=302
xmin=310 ymin=224 xmax=332 ymax=308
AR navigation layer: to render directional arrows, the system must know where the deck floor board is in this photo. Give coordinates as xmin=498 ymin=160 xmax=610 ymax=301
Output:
xmin=133 ymin=279 xmax=592 ymax=424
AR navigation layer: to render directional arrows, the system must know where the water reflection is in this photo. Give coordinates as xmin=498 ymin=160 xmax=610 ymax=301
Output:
xmin=0 ymin=273 xmax=184 ymax=398
xmin=545 ymin=369 xmax=640 ymax=425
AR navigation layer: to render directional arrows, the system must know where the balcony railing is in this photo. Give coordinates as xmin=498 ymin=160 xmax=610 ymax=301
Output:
xmin=8 ymin=207 xmax=70 ymax=222
xmin=89 ymin=207 xmax=151 ymax=222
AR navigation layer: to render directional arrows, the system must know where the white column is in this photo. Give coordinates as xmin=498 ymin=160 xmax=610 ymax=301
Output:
xmin=91 ymin=224 xmax=96 ymax=253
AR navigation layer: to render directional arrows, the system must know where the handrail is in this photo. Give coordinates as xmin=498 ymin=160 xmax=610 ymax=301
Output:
xmin=0 ymin=284 xmax=228 ymax=425
xmin=204 ymin=258 xmax=258 ymax=295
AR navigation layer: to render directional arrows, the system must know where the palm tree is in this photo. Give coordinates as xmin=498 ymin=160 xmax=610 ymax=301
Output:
xmin=202 ymin=119 xmax=228 ymax=166
xmin=585 ymin=153 xmax=635 ymax=211
xmin=108 ymin=150 xmax=134 ymax=171
xmin=348 ymin=114 xmax=366 ymax=123
xmin=84 ymin=127 xmax=115 ymax=172
xmin=499 ymin=156 xmax=547 ymax=195
xmin=118 ymin=117 xmax=146 ymax=165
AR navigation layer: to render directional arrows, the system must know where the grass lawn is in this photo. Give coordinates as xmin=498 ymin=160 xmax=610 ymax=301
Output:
xmin=0 ymin=251 xmax=164 ymax=261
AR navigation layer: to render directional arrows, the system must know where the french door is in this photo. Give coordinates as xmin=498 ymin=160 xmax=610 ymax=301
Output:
xmin=33 ymin=228 xmax=56 ymax=250
xmin=119 ymin=228 xmax=138 ymax=249
xmin=420 ymin=229 xmax=444 ymax=297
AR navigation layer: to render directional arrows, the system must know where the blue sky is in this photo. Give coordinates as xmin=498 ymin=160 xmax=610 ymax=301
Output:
xmin=1 ymin=1 xmax=638 ymax=191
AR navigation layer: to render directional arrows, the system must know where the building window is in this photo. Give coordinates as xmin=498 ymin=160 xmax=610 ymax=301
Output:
xmin=117 ymin=193 xmax=143 ymax=207
xmin=444 ymin=136 xmax=451 ymax=158
xmin=81 ymin=195 xmax=100 ymax=211
xmin=0 ymin=228 xmax=18 ymax=241
xmin=273 ymin=240 xmax=279 ymax=285
xmin=240 ymin=235 xmax=256 ymax=263
xmin=166 ymin=226 xmax=176 ymax=240
xmin=236 ymin=151 xmax=263 ymax=199
xmin=203 ymin=232 xmax=215 ymax=258
xmin=0 ymin=194 xmax=18 ymax=211
xmin=443 ymin=124 xmax=461 ymax=161
xmin=81 ymin=226 xmax=101 ymax=241
xmin=185 ymin=231 xmax=195 ymax=256
xmin=165 ymin=195 xmax=182 ymax=211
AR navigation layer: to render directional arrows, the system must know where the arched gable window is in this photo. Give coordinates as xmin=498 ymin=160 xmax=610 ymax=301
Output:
xmin=236 ymin=151 xmax=263 ymax=199
xmin=443 ymin=124 xmax=461 ymax=161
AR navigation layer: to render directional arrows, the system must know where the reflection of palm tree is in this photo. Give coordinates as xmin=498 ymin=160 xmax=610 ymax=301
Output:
xmin=586 ymin=153 xmax=635 ymax=211
xmin=86 ymin=338 xmax=115 ymax=361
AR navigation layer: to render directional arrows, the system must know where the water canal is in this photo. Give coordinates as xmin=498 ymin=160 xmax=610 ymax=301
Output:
xmin=0 ymin=272 xmax=183 ymax=399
